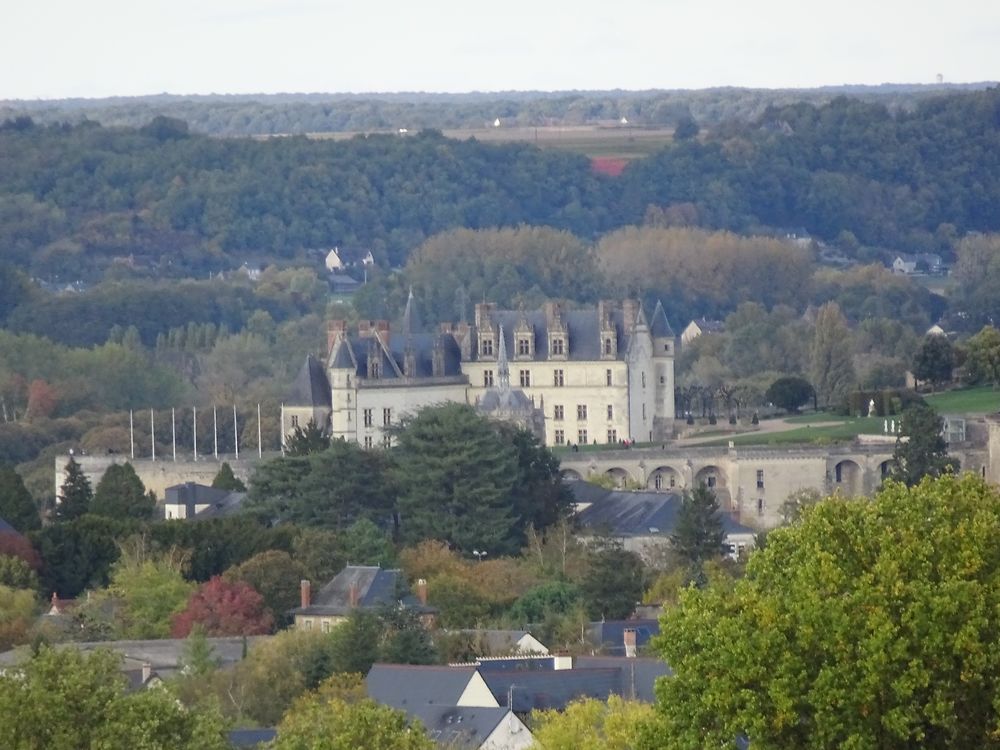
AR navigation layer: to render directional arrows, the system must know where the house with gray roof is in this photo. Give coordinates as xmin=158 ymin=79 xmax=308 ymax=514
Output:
xmin=570 ymin=484 xmax=757 ymax=560
xmin=281 ymin=295 xmax=676 ymax=449
xmin=163 ymin=482 xmax=245 ymax=520
xmin=408 ymin=704 xmax=533 ymax=750
xmin=292 ymin=565 xmax=437 ymax=631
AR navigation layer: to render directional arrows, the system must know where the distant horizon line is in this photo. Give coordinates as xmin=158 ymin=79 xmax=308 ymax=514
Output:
xmin=3 ymin=81 xmax=998 ymax=105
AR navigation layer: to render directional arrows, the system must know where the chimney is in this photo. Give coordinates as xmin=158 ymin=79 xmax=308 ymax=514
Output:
xmin=348 ymin=583 xmax=360 ymax=608
xmin=622 ymin=299 xmax=639 ymax=331
xmin=300 ymin=579 xmax=311 ymax=609
xmin=358 ymin=320 xmax=372 ymax=337
xmin=474 ymin=302 xmax=495 ymax=329
xmin=416 ymin=578 xmax=428 ymax=606
xmin=623 ymin=627 xmax=637 ymax=658
xmin=543 ymin=301 xmax=562 ymax=326
xmin=141 ymin=662 xmax=153 ymax=684
xmin=375 ymin=319 xmax=391 ymax=348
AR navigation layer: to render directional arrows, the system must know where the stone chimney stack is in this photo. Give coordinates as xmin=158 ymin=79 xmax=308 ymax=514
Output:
xmin=474 ymin=302 xmax=495 ymax=329
xmin=416 ymin=578 xmax=428 ymax=606
xmin=623 ymin=627 xmax=637 ymax=658
xmin=348 ymin=583 xmax=360 ymax=608
xmin=622 ymin=299 xmax=639 ymax=331
xmin=327 ymin=320 xmax=348 ymax=354
xmin=375 ymin=319 xmax=391 ymax=348
xmin=300 ymin=579 xmax=311 ymax=609
xmin=142 ymin=662 xmax=153 ymax=684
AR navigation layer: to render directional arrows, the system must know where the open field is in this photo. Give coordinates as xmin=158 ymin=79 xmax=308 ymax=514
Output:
xmin=701 ymin=416 xmax=888 ymax=447
xmin=305 ymin=125 xmax=675 ymax=159
xmin=925 ymin=386 xmax=1000 ymax=415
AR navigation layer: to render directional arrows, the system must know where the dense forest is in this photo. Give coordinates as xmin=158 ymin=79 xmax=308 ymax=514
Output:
xmin=1 ymin=84 xmax=992 ymax=136
xmin=2 ymin=86 xmax=999 ymax=281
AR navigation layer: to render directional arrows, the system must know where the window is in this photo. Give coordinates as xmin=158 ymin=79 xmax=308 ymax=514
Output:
xmin=757 ymin=497 xmax=764 ymax=515
xmin=553 ymin=405 xmax=564 ymax=421
xmin=553 ymin=369 xmax=564 ymax=386
xmin=669 ymin=474 xmax=676 ymax=488
xmin=483 ymin=370 xmax=494 ymax=387
xmin=347 ymin=412 xmax=351 ymax=422
xmin=518 ymin=338 xmax=531 ymax=356
xmin=706 ymin=475 xmax=717 ymax=488
xmin=654 ymin=473 xmax=663 ymax=490
xmin=363 ymin=436 xmax=373 ymax=449
xmin=606 ymin=369 xmax=612 ymax=386
xmin=482 ymin=337 xmax=493 ymax=356
xmin=607 ymin=429 xmax=617 ymax=443
xmin=756 ymin=469 xmax=765 ymax=489
xmin=370 ymin=361 xmax=381 ymax=379
xmin=551 ymin=338 xmax=564 ymax=355
xmin=554 ymin=429 xmax=565 ymax=445
xmin=576 ymin=404 xmax=588 ymax=420
xmin=641 ymin=372 xmax=646 ymax=388
xmin=383 ymin=408 xmax=392 ymax=426
xmin=835 ymin=464 xmax=843 ymax=483
xmin=347 ymin=393 xmax=351 ymax=404
xmin=660 ymin=375 xmax=665 ymax=384
xmin=290 ymin=415 xmax=299 ymax=428
xmin=321 ymin=619 xmax=331 ymax=633
xmin=519 ymin=370 xmax=531 ymax=387
xmin=606 ymin=404 xmax=613 ymax=420
xmin=604 ymin=338 xmax=613 ymax=355
xmin=303 ymin=619 xmax=313 ymax=631
xmin=578 ymin=429 xmax=589 ymax=444
xmin=642 ymin=404 xmax=646 ymax=419
xmin=383 ymin=435 xmax=392 ymax=448
xmin=363 ymin=409 xmax=373 ymax=428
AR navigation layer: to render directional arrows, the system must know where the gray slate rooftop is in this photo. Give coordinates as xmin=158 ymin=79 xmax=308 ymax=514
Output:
xmin=294 ymin=565 xmax=435 ymax=617
xmin=407 ymin=705 xmax=519 ymax=749
xmin=367 ymin=664 xmax=485 ymax=709
xmin=287 ymin=354 xmax=332 ymax=407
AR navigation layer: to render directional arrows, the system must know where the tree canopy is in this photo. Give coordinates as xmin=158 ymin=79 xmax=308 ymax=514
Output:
xmin=651 ymin=474 xmax=1000 ymax=749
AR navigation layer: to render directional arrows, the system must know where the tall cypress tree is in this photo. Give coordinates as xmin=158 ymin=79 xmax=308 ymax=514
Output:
xmin=0 ymin=465 xmax=40 ymax=531
xmin=57 ymin=457 xmax=93 ymax=521
xmin=671 ymin=483 xmax=726 ymax=584
xmin=91 ymin=463 xmax=155 ymax=520
xmin=211 ymin=462 xmax=246 ymax=492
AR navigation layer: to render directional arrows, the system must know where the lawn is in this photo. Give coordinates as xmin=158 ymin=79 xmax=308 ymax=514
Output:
xmin=924 ymin=386 xmax=1000 ymax=415
xmin=702 ymin=416 xmax=888 ymax=447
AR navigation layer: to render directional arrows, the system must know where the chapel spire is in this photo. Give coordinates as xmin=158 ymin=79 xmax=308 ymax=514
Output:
xmin=497 ymin=324 xmax=510 ymax=391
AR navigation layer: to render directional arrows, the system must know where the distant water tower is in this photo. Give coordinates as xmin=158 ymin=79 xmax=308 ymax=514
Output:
xmin=936 ymin=73 xmax=944 ymax=84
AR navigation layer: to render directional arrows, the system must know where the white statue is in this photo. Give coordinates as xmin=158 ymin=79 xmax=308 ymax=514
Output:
xmin=868 ymin=398 xmax=876 ymax=417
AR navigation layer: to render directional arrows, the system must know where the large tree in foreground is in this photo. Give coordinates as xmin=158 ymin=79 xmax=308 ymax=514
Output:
xmin=650 ymin=474 xmax=1000 ymax=749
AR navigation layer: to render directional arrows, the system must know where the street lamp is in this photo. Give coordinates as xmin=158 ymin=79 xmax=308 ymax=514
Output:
xmin=472 ymin=549 xmax=488 ymax=563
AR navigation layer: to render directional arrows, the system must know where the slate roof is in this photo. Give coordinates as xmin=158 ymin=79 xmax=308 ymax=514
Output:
xmin=330 ymin=333 xmax=465 ymax=380
xmin=228 ymin=728 xmax=277 ymax=747
xmin=573 ymin=656 xmax=671 ymax=702
xmin=0 ymin=515 xmax=22 ymax=536
xmin=481 ymin=667 xmax=623 ymax=712
xmin=449 ymin=630 xmax=546 ymax=656
xmin=479 ymin=308 xmax=637 ymax=362
xmin=650 ymin=300 xmax=675 ymax=338
xmin=293 ymin=566 xmax=436 ymax=617
xmin=408 ymin=705 xmax=521 ymax=749
xmin=287 ymin=354 xmax=332 ymax=407
xmin=689 ymin=318 xmax=725 ymax=333
xmin=585 ymin=620 xmax=661 ymax=657
xmin=570 ymin=485 xmax=756 ymax=538
xmin=164 ymin=482 xmax=245 ymax=519
xmin=367 ymin=664 xmax=484 ymax=709
xmin=471 ymin=656 xmax=554 ymax=673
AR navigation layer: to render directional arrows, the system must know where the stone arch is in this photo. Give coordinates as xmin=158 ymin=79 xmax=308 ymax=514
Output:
xmin=694 ymin=465 xmax=727 ymax=491
xmin=604 ymin=467 xmax=632 ymax=488
xmin=833 ymin=459 xmax=863 ymax=495
xmin=647 ymin=465 xmax=683 ymax=492
xmin=561 ymin=468 xmax=583 ymax=482
xmin=878 ymin=460 xmax=892 ymax=481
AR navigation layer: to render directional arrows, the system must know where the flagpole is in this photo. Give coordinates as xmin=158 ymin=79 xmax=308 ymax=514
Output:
xmin=129 ymin=410 xmax=134 ymax=459
xmin=257 ymin=403 xmax=262 ymax=458
xmin=234 ymin=404 xmax=239 ymax=460
xmin=213 ymin=406 xmax=218 ymax=459
xmin=150 ymin=409 xmax=155 ymax=461
xmin=193 ymin=406 xmax=198 ymax=461
xmin=172 ymin=408 xmax=176 ymax=462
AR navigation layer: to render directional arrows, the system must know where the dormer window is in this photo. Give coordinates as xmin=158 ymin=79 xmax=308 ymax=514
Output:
xmin=604 ymin=338 xmax=613 ymax=355
xmin=551 ymin=337 xmax=564 ymax=355
xmin=518 ymin=338 xmax=531 ymax=356
xmin=370 ymin=361 xmax=380 ymax=379
xmin=481 ymin=337 xmax=494 ymax=357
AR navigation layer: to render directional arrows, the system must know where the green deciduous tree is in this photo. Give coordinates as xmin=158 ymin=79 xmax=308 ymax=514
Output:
xmin=91 ymin=462 xmax=155 ymax=520
xmin=273 ymin=695 xmax=434 ymax=750
xmin=963 ymin=325 xmax=1000 ymax=388
xmin=0 ymin=646 xmax=230 ymax=750
xmin=223 ymin=549 xmax=308 ymax=625
xmin=765 ymin=376 xmax=814 ymax=413
xmin=531 ymin=695 xmax=660 ymax=750
xmin=0 ymin=555 xmax=39 ymax=590
xmin=107 ymin=541 xmax=195 ymax=638
xmin=811 ymin=302 xmax=855 ymax=408
xmin=890 ymin=403 xmax=959 ymax=486
xmin=0 ymin=465 xmax=39 ymax=532
xmin=56 ymin=456 xmax=92 ymax=521
xmin=650 ymin=474 xmax=1000 ymax=749
xmin=912 ymin=334 xmax=955 ymax=390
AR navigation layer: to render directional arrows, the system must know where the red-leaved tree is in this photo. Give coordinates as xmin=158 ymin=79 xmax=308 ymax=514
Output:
xmin=0 ymin=532 xmax=41 ymax=570
xmin=25 ymin=379 xmax=59 ymax=420
xmin=171 ymin=576 xmax=274 ymax=637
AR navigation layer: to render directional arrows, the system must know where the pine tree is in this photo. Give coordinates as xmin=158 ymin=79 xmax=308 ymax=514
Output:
xmin=891 ymin=403 xmax=959 ymax=486
xmin=285 ymin=420 xmax=330 ymax=456
xmin=56 ymin=457 xmax=93 ymax=521
xmin=211 ymin=462 xmax=246 ymax=492
xmin=0 ymin=465 xmax=40 ymax=531
xmin=91 ymin=463 xmax=155 ymax=520
xmin=671 ymin=484 xmax=726 ymax=583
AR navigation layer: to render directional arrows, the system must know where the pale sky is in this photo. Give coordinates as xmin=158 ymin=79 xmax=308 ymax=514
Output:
xmin=4 ymin=0 xmax=998 ymax=99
